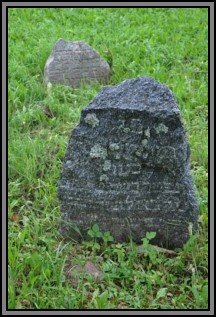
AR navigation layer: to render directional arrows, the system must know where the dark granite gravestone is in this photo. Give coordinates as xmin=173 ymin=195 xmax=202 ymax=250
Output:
xmin=58 ymin=77 xmax=198 ymax=249
xmin=44 ymin=39 xmax=110 ymax=87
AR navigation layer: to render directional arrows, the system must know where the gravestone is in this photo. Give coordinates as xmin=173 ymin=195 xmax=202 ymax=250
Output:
xmin=44 ymin=39 xmax=110 ymax=87
xmin=58 ymin=77 xmax=198 ymax=249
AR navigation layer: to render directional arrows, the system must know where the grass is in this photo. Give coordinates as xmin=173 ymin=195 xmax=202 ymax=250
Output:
xmin=8 ymin=8 xmax=208 ymax=310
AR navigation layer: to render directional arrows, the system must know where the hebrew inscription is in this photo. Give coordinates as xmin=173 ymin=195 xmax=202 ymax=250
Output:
xmin=58 ymin=77 xmax=198 ymax=249
xmin=44 ymin=39 xmax=110 ymax=87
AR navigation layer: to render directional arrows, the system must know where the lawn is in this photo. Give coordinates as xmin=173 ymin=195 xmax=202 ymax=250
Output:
xmin=8 ymin=8 xmax=208 ymax=309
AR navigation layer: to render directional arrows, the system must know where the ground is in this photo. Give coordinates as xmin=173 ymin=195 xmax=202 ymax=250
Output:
xmin=8 ymin=8 xmax=208 ymax=309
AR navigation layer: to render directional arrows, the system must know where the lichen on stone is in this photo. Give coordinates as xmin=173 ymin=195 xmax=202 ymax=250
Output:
xmin=84 ymin=113 xmax=99 ymax=128
xmin=90 ymin=144 xmax=107 ymax=159
xmin=123 ymin=128 xmax=130 ymax=133
xmin=135 ymin=151 xmax=142 ymax=157
xmin=99 ymin=174 xmax=109 ymax=182
xmin=142 ymin=153 xmax=148 ymax=159
xmin=141 ymin=139 xmax=148 ymax=147
xmin=135 ymin=145 xmax=144 ymax=157
xmin=103 ymin=160 xmax=111 ymax=171
xmin=109 ymin=143 xmax=120 ymax=151
xmin=145 ymin=128 xmax=150 ymax=138
xmin=114 ymin=153 xmax=121 ymax=160
xmin=155 ymin=123 xmax=169 ymax=134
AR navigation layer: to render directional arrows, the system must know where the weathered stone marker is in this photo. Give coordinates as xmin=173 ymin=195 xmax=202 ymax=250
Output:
xmin=58 ymin=77 xmax=198 ymax=249
xmin=44 ymin=39 xmax=110 ymax=87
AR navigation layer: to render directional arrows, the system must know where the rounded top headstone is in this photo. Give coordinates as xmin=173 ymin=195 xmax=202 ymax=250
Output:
xmin=44 ymin=39 xmax=110 ymax=87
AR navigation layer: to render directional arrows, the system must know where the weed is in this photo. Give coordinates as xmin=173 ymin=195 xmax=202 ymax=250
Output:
xmin=8 ymin=8 xmax=208 ymax=309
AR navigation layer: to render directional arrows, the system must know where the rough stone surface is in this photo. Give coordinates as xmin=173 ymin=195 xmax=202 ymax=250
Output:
xmin=64 ymin=259 xmax=103 ymax=287
xmin=58 ymin=77 xmax=198 ymax=249
xmin=44 ymin=39 xmax=110 ymax=87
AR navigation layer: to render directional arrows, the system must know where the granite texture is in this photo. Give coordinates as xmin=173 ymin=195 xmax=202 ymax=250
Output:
xmin=58 ymin=77 xmax=198 ymax=249
xmin=44 ymin=39 xmax=110 ymax=87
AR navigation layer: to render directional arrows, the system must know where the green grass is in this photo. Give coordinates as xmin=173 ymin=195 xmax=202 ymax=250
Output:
xmin=8 ymin=8 xmax=208 ymax=309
